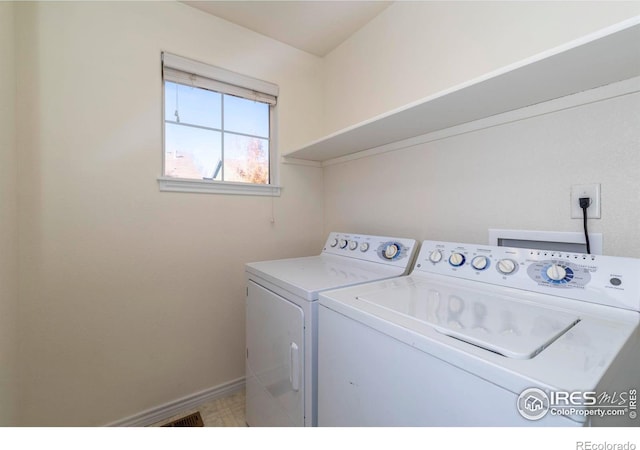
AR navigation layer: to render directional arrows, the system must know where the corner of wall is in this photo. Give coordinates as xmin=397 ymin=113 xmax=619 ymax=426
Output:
xmin=0 ymin=0 xmax=20 ymax=426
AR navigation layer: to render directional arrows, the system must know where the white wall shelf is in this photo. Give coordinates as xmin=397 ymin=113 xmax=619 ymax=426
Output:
xmin=283 ymin=18 xmax=640 ymax=163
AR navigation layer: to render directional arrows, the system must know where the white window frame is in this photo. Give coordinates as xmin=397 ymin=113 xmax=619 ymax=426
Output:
xmin=158 ymin=52 xmax=281 ymax=196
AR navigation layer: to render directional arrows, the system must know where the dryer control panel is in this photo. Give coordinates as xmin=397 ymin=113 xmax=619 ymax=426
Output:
xmin=414 ymin=240 xmax=640 ymax=312
xmin=323 ymin=232 xmax=418 ymax=270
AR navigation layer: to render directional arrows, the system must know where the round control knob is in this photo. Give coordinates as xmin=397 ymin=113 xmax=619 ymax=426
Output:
xmin=383 ymin=243 xmax=400 ymax=260
xmin=360 ymin=242 xmax=370 ymax=252
xmin=471 ymin=256 xmax=489 ymax=271
xmin=428 ymin=250 xmax=443 ymax=263
xmin=339 ymin=239 xmax=348 ymax=249
xmin=348 ymin=241 xmax=358 ymax=251
xmin=497 ymin=259 xmax=517 ymax=275
xmin=546 ymin=264 xmax=567 ymax=281
xmin=329 ymin=238 xmax=338 ymax=247
xmin=449 ymin=253 xmax=465 ymax=267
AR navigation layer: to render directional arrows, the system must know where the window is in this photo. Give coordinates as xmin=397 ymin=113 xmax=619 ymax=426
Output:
xmin=158 ymin=52 xmax=280 ymax=196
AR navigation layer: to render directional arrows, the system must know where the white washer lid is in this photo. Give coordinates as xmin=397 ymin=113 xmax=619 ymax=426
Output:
xmin=357 ymin=280 xmax=581 ymax=359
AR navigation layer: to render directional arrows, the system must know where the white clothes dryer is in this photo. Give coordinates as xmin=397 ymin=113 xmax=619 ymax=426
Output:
xmin=318 ymin=240 xmax=640 ymax=426
xmin=245 ymin=232 xmax=418 ymax=426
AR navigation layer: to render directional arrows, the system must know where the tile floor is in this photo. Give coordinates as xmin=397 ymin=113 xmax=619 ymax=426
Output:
xmin=152 ymin=389 xmax=246 ymax=427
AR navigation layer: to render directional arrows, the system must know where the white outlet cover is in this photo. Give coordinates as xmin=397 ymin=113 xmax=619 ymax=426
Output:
xmin=571 ymin=183 xmax=601 ymax=219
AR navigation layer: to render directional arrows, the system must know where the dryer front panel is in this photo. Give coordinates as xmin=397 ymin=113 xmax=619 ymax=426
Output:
xmin=246 ymin=280 xmax=304 ymax=426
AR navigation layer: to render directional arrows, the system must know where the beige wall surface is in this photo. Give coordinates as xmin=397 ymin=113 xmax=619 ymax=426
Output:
xmin=323 ymin=1 xmax=640 ymax=134
xmin=14 ymin=2 xmax=324 ymax=426
xmin=0 ymin=1 xmax=19 ymax=426
xmin=323 ymin=90 xmax=640 ymax=257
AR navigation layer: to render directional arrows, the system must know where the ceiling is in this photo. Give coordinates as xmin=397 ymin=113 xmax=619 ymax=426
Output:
xmin=183 ymin=1 xmax=393 ymax=57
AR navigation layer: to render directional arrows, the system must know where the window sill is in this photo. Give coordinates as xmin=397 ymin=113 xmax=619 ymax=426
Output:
xmin=157 ymin=177 xmax=281 ymax=196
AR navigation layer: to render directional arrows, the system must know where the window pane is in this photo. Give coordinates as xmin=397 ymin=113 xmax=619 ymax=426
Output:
xmin=223 ymin=133 xmax=269 ymax=184
xmin=224 ymin=95 xmax=269 ymax=138
xmin=165 ymin=81 xmax=221 ymax=129
xmin=165 ymin=123 xmax=222 ymax=180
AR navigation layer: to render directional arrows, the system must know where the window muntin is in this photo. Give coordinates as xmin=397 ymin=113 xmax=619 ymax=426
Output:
xmin=160 ymin=53 xmax=279 ymax=194
xmin=164 ymin=80 xmax=271 ymax=184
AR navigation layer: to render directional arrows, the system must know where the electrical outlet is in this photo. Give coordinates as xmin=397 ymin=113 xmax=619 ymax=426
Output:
xmin=571 ymin=184 xmax=601 ymax=219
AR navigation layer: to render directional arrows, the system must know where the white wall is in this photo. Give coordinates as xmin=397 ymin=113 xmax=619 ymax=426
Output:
xmin=0 ymin=1 xmax=19 ymax=426
xmin=324 ymin=88 xmax=640 ymax=257
xmin=323 ymin=1 xmax=640 ymax=134
xmin=14 ymin=2 xmax=324 ymax=426
xmin=321 ymin=2 xmax=640 ymax=258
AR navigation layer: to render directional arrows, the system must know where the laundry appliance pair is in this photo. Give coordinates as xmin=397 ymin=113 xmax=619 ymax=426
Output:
xmin=246 ymin=233 xmax=640 ymax=427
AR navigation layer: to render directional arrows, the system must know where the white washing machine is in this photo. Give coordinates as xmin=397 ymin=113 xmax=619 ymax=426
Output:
xmin=318 ymin=240 xmax=640 ymax=426
xmin=245 ymin=232 xmax=418 ymax=426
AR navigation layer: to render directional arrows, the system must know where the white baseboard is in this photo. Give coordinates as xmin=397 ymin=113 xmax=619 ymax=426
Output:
xmin=106 ymin=377 xmax=245 ymax=427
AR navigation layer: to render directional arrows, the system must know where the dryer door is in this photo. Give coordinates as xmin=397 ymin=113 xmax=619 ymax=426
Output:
xmin=246 ymin=280 xmax=304 ymax=426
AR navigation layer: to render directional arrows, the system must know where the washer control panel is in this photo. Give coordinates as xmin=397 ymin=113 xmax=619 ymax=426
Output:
xmin=414 ymin=240 xmax=640 ymax=312
xmin=323 ymin=232 xmax=418 ymax=269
